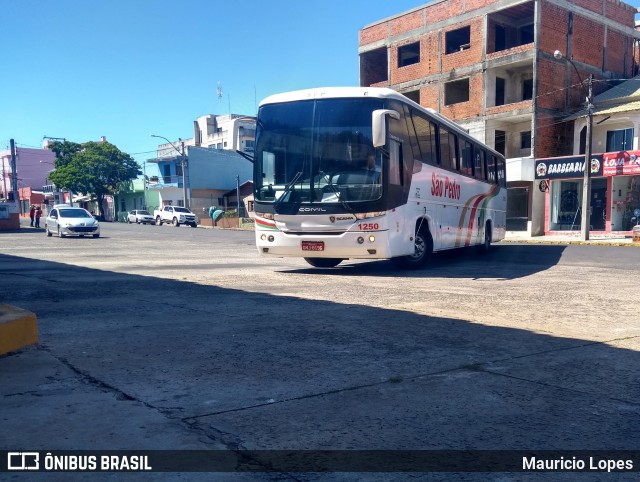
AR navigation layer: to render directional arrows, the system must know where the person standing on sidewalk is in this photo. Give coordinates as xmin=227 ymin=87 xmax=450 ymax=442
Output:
xmin=29 ymin=205 xmax=35 ymax=227
xmin=34 ymin=206 xmax=42 ymax=228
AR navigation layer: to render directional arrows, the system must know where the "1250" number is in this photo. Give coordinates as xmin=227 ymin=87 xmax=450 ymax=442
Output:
xmin=358 ymin=223 xmax=379 ymax=231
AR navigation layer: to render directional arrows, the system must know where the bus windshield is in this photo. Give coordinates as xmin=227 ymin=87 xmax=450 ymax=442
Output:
xmin=254 ymin=98 xmax=384 ymax=205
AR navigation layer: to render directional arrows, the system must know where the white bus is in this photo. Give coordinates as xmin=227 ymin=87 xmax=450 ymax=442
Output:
xmin=252 ymin=87 xmax=506 ymax=269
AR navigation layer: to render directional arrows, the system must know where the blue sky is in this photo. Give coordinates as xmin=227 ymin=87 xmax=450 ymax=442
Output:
xmin=1 ymin=0 xmax=422 ymax=167
xmin=2 ymin=0 xmax=639 ymax=171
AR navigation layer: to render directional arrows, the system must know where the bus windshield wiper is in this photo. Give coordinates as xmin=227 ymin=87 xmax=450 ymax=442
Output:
xmin=274 ymin=171 xmax=303 ymax=207
xmin=317 ymin=171 xmax=352 ymax=212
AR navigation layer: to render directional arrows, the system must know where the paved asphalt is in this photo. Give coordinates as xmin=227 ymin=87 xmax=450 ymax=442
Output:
xmin=1 ymin=220 xmax=639 ymax=481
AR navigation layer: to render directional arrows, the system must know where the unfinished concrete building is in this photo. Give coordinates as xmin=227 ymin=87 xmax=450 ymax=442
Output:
xmin=359 ymin=0 xmax=638 ymax=235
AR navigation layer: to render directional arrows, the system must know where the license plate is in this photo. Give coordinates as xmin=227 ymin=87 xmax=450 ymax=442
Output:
xmin=302 ymin=241 xmax=324 ymax=251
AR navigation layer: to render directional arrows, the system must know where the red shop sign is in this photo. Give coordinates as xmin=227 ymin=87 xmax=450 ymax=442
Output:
xmin=602 ymin=151 xmax=640 ymax=176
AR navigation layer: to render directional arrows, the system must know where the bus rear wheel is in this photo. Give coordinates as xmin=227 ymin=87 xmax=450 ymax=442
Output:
xmin=304 ymin=258 xmax=343 ymax=268
xmin=478 ymin=221 xmax=492 ymax=254
xmin=393 ymin=226 xmax=433 ymax=269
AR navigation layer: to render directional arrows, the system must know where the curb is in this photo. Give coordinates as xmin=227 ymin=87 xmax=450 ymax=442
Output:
xmin=0 ymin=304 xmax=39 ymax=356
xmin=502 ymin=239 xmax=639 ymax=247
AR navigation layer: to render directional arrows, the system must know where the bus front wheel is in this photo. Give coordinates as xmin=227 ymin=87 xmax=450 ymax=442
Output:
xmin=393 ymin=227 xmax=433 ymax=269
xmin=304 ymin=258 xmax=343 ymax=268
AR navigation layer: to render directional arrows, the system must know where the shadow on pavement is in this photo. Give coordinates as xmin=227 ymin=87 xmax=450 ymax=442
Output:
xmin=282 ymin=243 xmax=566 ymax=280
xmin=0 ymin=252 xmax=637 ymax=480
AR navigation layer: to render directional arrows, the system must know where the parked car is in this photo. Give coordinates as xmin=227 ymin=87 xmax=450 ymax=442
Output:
xmin=153 ymin=205 xmax=198 ymax=227
xmin=45 ymin=205 xmax=100 ymax=238
xmin=127 ymin=210 xmax=155 ymax=224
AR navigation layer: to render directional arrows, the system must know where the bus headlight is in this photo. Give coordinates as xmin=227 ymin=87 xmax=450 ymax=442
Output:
xmin=355 ymin=211 xmax=385 ymax=220
xmin=368 ymin=235 xmax=376 ymax=243
xmin=260 ymin=234 xmax=267 ymax=241
xmin=256 ymin=212 xmax=275 ymax=220
xmin=357 ymin=237 xmax=364 ymax=244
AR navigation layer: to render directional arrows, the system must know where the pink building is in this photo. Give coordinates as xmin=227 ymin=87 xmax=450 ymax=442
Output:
xmin=0 ymin=146 xmax=56 ymax=198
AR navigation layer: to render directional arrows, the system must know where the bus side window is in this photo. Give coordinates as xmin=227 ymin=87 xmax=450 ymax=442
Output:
xmin=487 ymin=154 xmax=497 ymax=183
xmin=497 ymin=158 xmax=506 ymax=187
xmin=439 ymin=126 xmax=457 ymax=171
xmin=389 ymin=139 xmax=402 ymax=186
xmin=474 ymin=147 xmax=485 ymax=181
xmin=460 ymin=140 xmax=473 ymax=177
xmin=412 ymin=112 xmax=437 ymax=166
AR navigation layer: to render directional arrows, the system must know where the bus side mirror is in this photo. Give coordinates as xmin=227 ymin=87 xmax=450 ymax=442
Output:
xmin=372 ymin=109 xmax=400 ymax=147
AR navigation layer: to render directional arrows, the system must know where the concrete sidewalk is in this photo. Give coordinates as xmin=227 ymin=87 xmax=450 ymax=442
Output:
xmin=504 ymin=231 xmax=639 ymax=246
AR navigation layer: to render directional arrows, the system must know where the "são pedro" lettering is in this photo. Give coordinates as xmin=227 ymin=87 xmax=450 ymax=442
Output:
xmin=431 ymin=173 xmax=461 ymax=200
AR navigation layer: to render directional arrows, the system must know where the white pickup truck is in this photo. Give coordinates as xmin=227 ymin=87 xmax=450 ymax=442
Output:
xmin=154 ymin=206 xmax=198 ymax=228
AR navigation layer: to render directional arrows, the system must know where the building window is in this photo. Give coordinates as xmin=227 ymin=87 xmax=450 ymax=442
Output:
xmin=520 ymin=131 xmax=532 ymax=149
xmin=522 ymin=79 xmax=533 ymax=101
xmin=444 ymin=78 xmax=470 ymax=105
xmin=520 ymin=24 xmax=534 ymax=44
xmin=360 ymin=47 xmax=388 ymax=85
xmin=496 ymin=78 xmax=505 ymax=106
xmin=403 ymin=90 xmax=420 ymax=104
xmin=606 ymin=128 xmax=633 ymax=151
xmin=398 ymin=42 xmax=420 ymax=67
xmin=495 ymin=130 xmax=506 ymax=156
xmin=445 ymin=26 xmax=471 ymax=54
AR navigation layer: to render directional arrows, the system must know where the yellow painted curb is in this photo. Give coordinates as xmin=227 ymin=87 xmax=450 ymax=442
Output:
xmin=0 ymin=304 xmax=39 ymax=356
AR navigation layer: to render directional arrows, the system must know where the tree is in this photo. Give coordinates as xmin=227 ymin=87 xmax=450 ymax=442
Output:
xmin=48 ymin=140 xmax=141 ymax=215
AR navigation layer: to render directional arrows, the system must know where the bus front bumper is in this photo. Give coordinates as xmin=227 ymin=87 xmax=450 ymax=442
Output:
xmin=256 ymin=230 xmax=392 ymax=259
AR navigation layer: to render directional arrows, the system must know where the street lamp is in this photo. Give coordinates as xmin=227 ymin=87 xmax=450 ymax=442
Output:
xmin=150 ymin=134 xmax=189 ymax=209
xmin=554 ymin=50 xmax=594 ymax=241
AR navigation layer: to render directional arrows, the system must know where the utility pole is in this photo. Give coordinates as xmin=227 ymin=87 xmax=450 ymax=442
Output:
xmin=151 ymin=134 xmax=189 ymax=209
xmin=553 ymin=51 xmax=593 ymax=241
xmin=236 ymin=175 xmax=241 ymax=217
xmin=581 ymin=75 xmax=594 ymax=242
xmin=9 ymin=139 xmax=21 ymax=214
xmin=181 ymin=140 xmax=189 ymax=210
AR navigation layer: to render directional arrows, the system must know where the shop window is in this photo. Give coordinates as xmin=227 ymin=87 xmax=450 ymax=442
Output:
xmin=398 ymin=42 xmax=420 ymax=67
xmin=606 ymin=128 xmax=633 ymax=152
xmin=550 ymin=180 xmax=581 ymax=230
xmin=507 ymin=187 xmax=529 ymax=231
xmin=445 ymin=78 xmax=470 ymax=105
xmin=445 ymin=26 xmax=471 ymax=54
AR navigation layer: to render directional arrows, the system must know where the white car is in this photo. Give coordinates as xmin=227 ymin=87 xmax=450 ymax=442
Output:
xmin=127 ymin=210 xmax=155 ymax=224
xmin=45 ymin=206 xmax=100 ymax=238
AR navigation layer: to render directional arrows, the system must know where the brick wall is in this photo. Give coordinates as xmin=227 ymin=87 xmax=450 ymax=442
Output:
xmin=440 ymin=18 xmax=484 ymax=72
xmin=391 ymin=10 xmax=423 ymax=36
xmin=604 ymin=0 xmax=636 ymax=25
xmin=441 ymin=73 xmax=483 ymax=119
xmin=538 ymin=2 xmax=570 ymax=55
xmin=359 ymin=23 xmax=387 ymax=46
xmin=606 ymin=29 xmax=627 ymax=73
xmin=572 ymin=16 xmax=605 ymax=66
